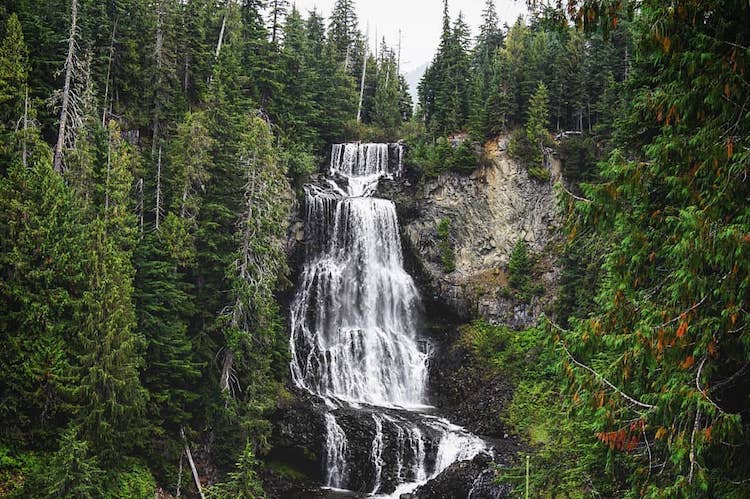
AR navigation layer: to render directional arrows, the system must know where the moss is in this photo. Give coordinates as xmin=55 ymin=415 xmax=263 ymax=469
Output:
xmin=265 ymin=461 xmax=306 ymax=481
xmin=527 ymin=166 xmax=551 ymax=182
xmin=436 ymin=218 xmax=455 ymax=273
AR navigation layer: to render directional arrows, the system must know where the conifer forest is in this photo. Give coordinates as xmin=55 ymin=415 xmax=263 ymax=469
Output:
xmin=0 ymin=0 xmax=748 ymax=497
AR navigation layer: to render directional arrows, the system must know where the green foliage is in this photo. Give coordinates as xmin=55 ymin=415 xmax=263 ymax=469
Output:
xmin=554 ymin=237 xmax=601 ymax=328
xmin=508 ymin=239 xmax=532 ymax=296
xmin=436 ymin=217 xmax=455 ymax=273
xmin=208 ymin=441 xmax=265 ymax=499
xmin=558 ymin=134 xmax=597 ymax=184
xmin=508 ymin=128 xmax=551 ymax=182
xmin=418 ymin=2 xmax=472 ymax=136
xmin=553 ymin=1 xmax=750 ymax=495
xmin=526 ymin=82 xmax=550 ymax=161
xmin=0 ymin=14 xmax=27 ymax=139
xmin=406 ymin=137 xmax=479 ymax=177
xmin=103 ymin=464 xmax=156 ymax=499
xmin=0 ymin=159 xmax=88 ymax=446
xmin=44 ymin=427 xmax=104 ymax=499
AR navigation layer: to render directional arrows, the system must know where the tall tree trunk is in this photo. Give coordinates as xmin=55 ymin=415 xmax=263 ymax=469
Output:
xmin=155 ymin=146 xmax=163 ymax=230
xmin=22 ymin=86 xmax=28 ymax=168
xmin=356 ymin=29 xmax=368 ymax=122
xmin=271 ymin=0 xmax=279 ymax=44
xmin=102 ymin=18 xmax=117 ymax=126
xmin=180 ymin=429 xmax=205 ymax=499
xmin=54 ymin=0 xmax=78 ymax=173
xmin=136 ymin=178 xmax=144 ymax=234
xmin=215 ymin=14 xmax=226 ymax=59
xmin=152 ymin=2 xmax=165 ymax=157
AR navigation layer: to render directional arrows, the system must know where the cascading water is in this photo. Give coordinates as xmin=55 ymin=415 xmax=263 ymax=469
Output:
xmin=290 ymin=143 xmax=486 ymax=496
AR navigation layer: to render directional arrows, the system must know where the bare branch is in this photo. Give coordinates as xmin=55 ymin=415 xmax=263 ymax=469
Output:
xmin=559 ymin=341 xmax=655 ymax=410
xmin=696 ymin=357 xmax=725 ymax=414
xmin=556 ymin=181 xmax=592 ymax=203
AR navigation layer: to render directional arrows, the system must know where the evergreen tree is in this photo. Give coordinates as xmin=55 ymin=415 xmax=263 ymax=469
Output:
xmin=469 ymin=0 xmax=503 ymax=138
xmin=526 ymin=81 xmax=550 ymax=163
xmin=44 ymin=426 xmax=104 ymax=499
xmin=372 ymin=41 xmax=401 ymax=130
xmin=508 ymin=239 xmax=531 ymax=294
xmin=268 ymin=0 xmax=289 ymax=45
xmin=207 ymin=441 xmax=265 ymax=498
xmin=0 ymin=13 xmax=29 ymax=169
xmin=558 ymin=0 xmax=750 ymax=494
xmin=133 ymin=232 xmax=200 ymax=438
xmin=418 ymin=1 xmax=471 ymax=136
xmin=0 ymin=14 xmax=27 ymax=132
xmin=0 ymin=158 xmax=86 ymax=446
xmin=327 ymin=0 xmax=359 ymax=71
xmin=75 ymin=124 xmax=148 ymax=464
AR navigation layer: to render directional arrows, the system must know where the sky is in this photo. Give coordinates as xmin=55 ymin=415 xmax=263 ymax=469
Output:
xmin=291 ymin=0 xmax=529 ymax=72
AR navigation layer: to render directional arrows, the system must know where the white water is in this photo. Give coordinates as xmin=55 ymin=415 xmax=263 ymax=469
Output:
xmin=290 ymin=143 xmax=486 ymax=496
xmin=370 ymin=414 xmax=385 ymax=494
xmin=324 ymin=413 xmax=348 ymax=489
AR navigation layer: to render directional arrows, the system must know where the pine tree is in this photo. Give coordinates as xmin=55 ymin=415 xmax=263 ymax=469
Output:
xmin=328 ymin=0 xmax=359 ymax=71
xmin=268 ymin=0 xmax=289 ymax=45
xmin=44 ymin=426 xmax=104 ymax=498
xmin=277 ymin=6 xmax=320 ymax=145
xmin=133 ymin=232 xmax=200 ymax=438
xmin=508 ymin=239 xmax=531 ymax=294
xmin=372 ymin=41 xmax=401 ymax=130
xmin=207 ymin=441 xmax=265 ymax=498
xmin=0 ymin=156 xmax=87 ymax=446
xmin=0 ymin=14 xmax=28 ymax=130
xmin=526 ymin=81 xmax=550 ymax=163
xmin=0 ymin=13 xmax=30 ymax=170
xmin=469 ymin=0 xmax=503 ymax=138
xmin=558 ymin=1 xmax=750 ymax=494
xmin=75 ymin=124 xmax=148 ymax=463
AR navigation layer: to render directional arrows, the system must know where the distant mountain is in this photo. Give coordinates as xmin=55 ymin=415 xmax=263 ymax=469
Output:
xmin=404 ymin=62 xmax=429 ymax=106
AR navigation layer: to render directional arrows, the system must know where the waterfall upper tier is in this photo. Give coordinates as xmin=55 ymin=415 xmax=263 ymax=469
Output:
xmin=290 ymin=142 xmax=427 ymax=409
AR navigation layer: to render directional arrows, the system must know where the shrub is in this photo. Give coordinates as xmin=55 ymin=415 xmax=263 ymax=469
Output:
xmin=508 ymin=128 xmax=551 ymax=182
xmin=405 ymin=137 xmax=479 ymax=178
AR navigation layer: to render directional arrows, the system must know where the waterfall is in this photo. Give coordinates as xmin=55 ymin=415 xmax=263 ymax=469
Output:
xmin=370 ymin=414 xmax=385 ymax=494
xmin=290 ymin=143 xmax=486 ymax=496
xmin=324 ymin=413 xmax=348 ymax=488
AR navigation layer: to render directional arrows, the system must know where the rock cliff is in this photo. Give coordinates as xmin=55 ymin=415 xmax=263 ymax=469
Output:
xmin=380 ymin=135 xmax=563 ymax=330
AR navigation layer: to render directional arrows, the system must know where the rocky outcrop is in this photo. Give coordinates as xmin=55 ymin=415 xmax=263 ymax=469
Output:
xmin=427 ymin=331 xmax=513 ymax=438
xmin=380 ymin=135 xmax=563 ymax=329
xmin=405 ymin=453 xmax=513 ymax=499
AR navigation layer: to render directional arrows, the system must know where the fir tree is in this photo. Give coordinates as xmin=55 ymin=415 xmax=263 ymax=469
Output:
xmin=44 ymin=426 xmax=104 ymax=498
xmin=526 ymin=81 xmax=550 ymax=163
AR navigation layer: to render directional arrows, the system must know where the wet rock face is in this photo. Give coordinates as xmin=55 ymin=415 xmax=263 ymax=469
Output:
xmin=268 ymin=389 xmax=328 ymax=482
xmin=428 ymin=337 xmax=513 ymax=438
xmin=405 ymin=453 xmax=513 ymax=499
xmin=380 ymin=136 xmax=563 ymax=328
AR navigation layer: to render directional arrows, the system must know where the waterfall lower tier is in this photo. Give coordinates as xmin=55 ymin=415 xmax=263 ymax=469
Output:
xmin=323 ymin=407 xmax=486 ymax=497
xmin=290 ymin=143 xmax=487 ymax=496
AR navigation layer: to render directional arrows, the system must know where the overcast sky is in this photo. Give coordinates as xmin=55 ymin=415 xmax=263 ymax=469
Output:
xmin=291 ymin=0 xmax=529 ymax=72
